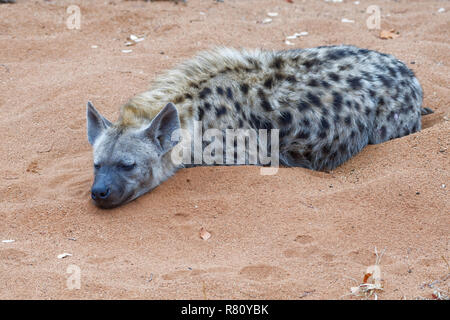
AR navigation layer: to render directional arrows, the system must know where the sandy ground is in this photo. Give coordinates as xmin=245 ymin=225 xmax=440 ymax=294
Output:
xmin=0 ymin=0 xmax=449 ymax=300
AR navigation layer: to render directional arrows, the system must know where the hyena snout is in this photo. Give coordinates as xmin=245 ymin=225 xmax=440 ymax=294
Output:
xmin=91 ymin=184 xmax=110 ymax=201
xmin=90 ymin=171 xmax=126 ymax=208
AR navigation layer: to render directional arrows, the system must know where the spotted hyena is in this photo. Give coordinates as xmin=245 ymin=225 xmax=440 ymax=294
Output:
xmin=86 ymin=45 xmax=431 ymax=208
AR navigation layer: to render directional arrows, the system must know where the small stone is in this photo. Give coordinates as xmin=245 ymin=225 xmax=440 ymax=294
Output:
xmin=199 ymin=227 xmax=211 ymax=240
xmin=57 ymin=253 xmax=72 ymax=259
xmin=341 ymin=18 xmax=355 ymax=23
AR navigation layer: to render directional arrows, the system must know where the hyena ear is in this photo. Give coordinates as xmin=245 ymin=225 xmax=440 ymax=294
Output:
xmin=86 ymin=101 xmax=112 ymax=145
xmin=144 ymin=102 xmax=181 ymax=154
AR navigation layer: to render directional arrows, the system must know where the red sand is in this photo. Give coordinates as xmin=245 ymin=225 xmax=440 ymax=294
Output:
xmin=0 ymin=0 xmax=448 ymax=299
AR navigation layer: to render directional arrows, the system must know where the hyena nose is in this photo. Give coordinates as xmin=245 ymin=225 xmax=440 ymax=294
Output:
xmin=91 ymin=186 xmax=111 ymax=200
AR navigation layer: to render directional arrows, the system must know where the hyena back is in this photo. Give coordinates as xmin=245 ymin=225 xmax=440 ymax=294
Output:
xmin=87 ymin=45 xmax=426 ymax=208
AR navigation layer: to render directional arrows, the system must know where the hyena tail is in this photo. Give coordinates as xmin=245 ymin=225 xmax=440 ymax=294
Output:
xmin=421 ymin=107 xmax=434 ymax=115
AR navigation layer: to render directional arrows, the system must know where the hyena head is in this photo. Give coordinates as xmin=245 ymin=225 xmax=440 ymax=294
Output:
xmin=86 ymin=102 xmax=181 ymax=208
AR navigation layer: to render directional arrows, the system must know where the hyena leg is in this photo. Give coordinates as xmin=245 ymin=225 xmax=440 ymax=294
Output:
xmin=369 ymin=99 xmax=422 ymax=145
xmin=421 ymin=107 xmax=434 ymax=115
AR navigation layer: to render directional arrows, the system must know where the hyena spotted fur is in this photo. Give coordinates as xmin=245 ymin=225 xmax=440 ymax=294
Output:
xmin=87 ymin=45 xmax=430 ymax=208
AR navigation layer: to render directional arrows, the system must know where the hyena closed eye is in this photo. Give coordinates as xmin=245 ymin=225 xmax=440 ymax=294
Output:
xmin=87 ymin=45 xmax=431 ymax=208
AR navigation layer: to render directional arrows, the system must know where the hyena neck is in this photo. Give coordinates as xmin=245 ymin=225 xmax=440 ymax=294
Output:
xmin=117 ymin=86 xmax=196 ymax=133
xmin=117 ymin=47 xmax=264 ymax=131
xmin=118 ymin=91 xmax=196 ymax=141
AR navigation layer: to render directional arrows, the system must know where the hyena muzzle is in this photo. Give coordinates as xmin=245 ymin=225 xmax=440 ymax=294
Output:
xmin=86 ymin=45 xmax=431 ymax=208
